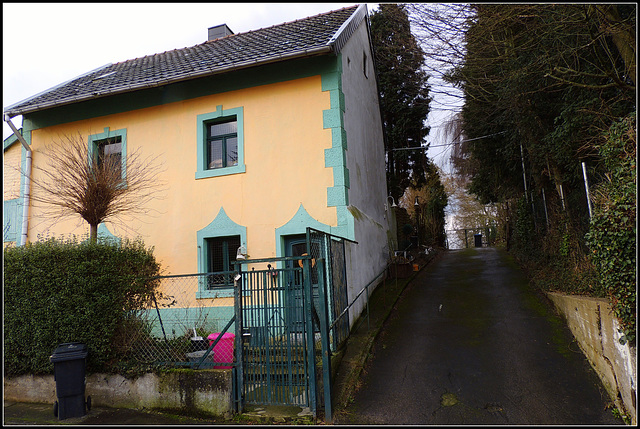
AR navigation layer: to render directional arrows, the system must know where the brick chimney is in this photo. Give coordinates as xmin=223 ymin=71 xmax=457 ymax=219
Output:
xmin=208 ymin=24 xmax=234 ymax=41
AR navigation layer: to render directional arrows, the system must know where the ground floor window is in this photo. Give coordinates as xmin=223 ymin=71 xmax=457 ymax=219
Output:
xmin=206 ymin=235 xmax=241 ymax=288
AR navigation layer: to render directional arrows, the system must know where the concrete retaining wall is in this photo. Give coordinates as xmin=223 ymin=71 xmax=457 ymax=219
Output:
xmin=4 ymin=369 xmax=233 ymax=417
xmin=546 ymin=292 xmax=636 ymax=424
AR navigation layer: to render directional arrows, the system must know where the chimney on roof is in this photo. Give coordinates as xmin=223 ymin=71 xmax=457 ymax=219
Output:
xmin=208 ymin=24 xmax=234 ymax=41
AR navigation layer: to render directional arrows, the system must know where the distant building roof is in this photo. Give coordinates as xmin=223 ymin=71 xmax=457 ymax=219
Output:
xmin=5 ymin=4 xmax=365 ymax=117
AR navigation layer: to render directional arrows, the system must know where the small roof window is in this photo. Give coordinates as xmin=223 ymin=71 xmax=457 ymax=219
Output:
xmin=92 ymin=71 xmax=117 ymax=81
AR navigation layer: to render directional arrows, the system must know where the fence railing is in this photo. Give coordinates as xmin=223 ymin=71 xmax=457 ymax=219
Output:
xmin=122 ymin=273 xmax=237 ymax=369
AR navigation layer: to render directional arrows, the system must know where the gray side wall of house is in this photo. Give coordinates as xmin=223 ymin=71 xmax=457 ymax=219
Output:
xmin=340 ymin=18 xmax=391 ymax=327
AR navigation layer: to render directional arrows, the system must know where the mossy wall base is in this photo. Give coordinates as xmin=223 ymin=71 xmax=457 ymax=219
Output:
xmin=547 ymin=292 xmax=636 ymax=425
xmin=4 ymin=369 xmax=233 ymax=418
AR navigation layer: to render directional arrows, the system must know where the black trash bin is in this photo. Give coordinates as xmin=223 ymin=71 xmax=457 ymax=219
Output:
xmin=474 ymin=233 xmax=482 ymax=247
xmin=50 ymin=342 xmax=91 ymax=420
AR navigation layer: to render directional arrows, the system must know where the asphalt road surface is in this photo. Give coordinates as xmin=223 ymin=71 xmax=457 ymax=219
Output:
xmin=335 ymin=247 xmax=623 ymax=425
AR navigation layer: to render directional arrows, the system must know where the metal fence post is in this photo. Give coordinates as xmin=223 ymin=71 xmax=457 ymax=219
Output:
xmin=234 ymin=265 xmax=244 ymax=413
xmin=315 ymin=258 xmax=332 ymax=422
xmin=302 ymin=258 xmax=317 ymax=417
xmin=581 ymin=161 xmax=593 ymax=220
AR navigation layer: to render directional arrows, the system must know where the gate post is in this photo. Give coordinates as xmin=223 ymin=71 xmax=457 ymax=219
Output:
xmin=315 ymin=258 xmax=333 ymax=422
xmin=233 ymin=265 xmax=244 ymax=413
xmin=302 ymin=257 xmax=317 ymax=417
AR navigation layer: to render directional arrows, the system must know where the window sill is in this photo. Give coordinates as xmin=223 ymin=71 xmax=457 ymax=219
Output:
xmin=195 ymin=164 xmax=246 ymax=180
xmin=196 ymin=289 xmax=234 ymax=299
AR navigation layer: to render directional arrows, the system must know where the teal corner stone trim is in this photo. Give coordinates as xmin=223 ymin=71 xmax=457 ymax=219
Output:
xmin=327 ymin=186 xmax=348 ymax=207
xmin=322 ymin=53 xmax=353 ymax=241
xmin=196 ymin=105 xmax=246 ymax=179
xmin=196 ymin=207 xmax=247 ymax=299
xmin=333 ymin=205 xmax=355 ymax=239
xmin=323 ymin=109 xmax=343 ymax=129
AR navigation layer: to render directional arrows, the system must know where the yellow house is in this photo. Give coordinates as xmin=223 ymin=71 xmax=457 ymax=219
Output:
xmin=4 ymin=5 xmax=390 ymax=333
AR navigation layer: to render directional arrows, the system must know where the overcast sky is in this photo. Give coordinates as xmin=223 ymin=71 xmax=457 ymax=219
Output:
xmin=2 ymin=3 xmax=369 ymax=135
xmin=3 ymin=2 xmax=456 ymax=170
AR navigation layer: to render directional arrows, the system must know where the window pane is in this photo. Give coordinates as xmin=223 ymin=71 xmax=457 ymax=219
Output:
xmin=107 ymin=153 xmax=122 ymax=177
xmin=227 ymin=236 xmax=241 ymax=269
xmin=209 ymin=139 xmax=223 ymax=169
xmin=97 ymin=137 xmax=123 ymax=178
xmin=210 ymin=120 xmax=237 ymax=136
xmin=102 ymin=142 xmax=121 ymax=156
xmin=226 ymin=137 xmax=238 ymax=166
xmin=207 ymin=236 xmax=241 ymax=288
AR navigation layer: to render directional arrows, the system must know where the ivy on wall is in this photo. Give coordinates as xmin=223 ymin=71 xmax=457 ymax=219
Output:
xmin=586 ymin=113 xmax=636 ymax=344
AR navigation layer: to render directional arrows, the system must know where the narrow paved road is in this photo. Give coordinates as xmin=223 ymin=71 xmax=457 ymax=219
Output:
xmin=335 ymin=247 xmax=622 ymax=425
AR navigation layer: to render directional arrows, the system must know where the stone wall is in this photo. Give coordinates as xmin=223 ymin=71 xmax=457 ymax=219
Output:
xmin=546 ymin=292 xmax=636 ymax=424
xmin=4 ymin=369 xmax=233 ymax=417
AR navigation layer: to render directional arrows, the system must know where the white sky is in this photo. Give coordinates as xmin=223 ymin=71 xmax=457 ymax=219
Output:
xmin=3 ymin=2 xmax=455 ymax=169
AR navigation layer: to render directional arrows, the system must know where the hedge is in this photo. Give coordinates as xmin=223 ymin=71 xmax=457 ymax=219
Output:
xmin=4 ymin=236 xmax=161 ymax=376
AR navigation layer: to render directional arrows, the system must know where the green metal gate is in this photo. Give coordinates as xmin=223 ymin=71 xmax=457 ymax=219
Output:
xmin=234 ymin=255 xmax=329 ymax=417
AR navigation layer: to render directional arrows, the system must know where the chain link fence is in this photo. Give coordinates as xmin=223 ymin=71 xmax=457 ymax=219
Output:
xmin=307 ymin=228 xmax=350 ymax=353
xmin=120 ymin=273 xmax=237 ymax=369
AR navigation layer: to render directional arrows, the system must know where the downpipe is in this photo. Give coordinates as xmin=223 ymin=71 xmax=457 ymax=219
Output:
xmin=4 ymin=114 xmax=31 ymax=246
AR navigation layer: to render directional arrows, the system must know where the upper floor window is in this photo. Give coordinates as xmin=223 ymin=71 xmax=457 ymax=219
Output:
xmin=88 ymin=127 xmax=127 ymax=181
xmin=207 ymin=118 xmax=238 ymax=169
xmin=96 ymin=136 xmax=122 ymax=177
xmin=196 ymin=106 xmax=245 ymax=179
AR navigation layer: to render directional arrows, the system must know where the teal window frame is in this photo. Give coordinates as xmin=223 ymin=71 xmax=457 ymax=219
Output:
xmin=196 ymin=106 xmax=245 ymax=179
xmin=3 ymin=198 xmax=20 ymax=243
xmin=206 ymin=118 xmax=238 ymax=170
xmin=88 ymin=127 xmax=127 ymax=182
xmin=196 ymin=208 xmax=247 ymax=299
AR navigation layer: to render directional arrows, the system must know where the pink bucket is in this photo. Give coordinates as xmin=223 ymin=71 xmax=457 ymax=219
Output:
xmin=207 ymin=332 xmax=235 ymax=369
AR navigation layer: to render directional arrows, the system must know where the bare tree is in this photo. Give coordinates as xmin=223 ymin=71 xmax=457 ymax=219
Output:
xmin=406 ymin=3 xmax=473 ymax=111
xmin=27 ymin=132 xmax=165 ymax=243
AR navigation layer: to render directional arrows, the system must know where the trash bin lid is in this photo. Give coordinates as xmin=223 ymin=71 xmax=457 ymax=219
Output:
xmin=208 ymin=332 xmax=235 ymax=340
xmin=50 ymin=342 xmax=88 ymax=362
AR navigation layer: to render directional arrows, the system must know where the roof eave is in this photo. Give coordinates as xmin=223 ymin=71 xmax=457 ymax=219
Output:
xmin=3 ymin=63 xmax=112 ymax=118
xmin=4 ymin=45 xmax=335 ymax=118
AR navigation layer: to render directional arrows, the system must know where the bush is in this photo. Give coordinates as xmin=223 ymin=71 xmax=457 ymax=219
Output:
xmin=4 ymin=236 xmax=161 ymax=376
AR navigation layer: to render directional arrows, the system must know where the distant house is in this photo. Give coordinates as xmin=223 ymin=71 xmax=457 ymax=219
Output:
xmin=3 ymin=4 xmax=390 ymax=330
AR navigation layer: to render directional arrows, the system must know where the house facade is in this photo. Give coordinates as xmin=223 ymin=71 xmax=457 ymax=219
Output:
xmin=3 ymin=5 xmax=390 ymax=330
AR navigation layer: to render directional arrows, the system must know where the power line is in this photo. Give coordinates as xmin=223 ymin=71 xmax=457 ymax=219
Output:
xmin=391 ymin=130 xmax=508 ymax=151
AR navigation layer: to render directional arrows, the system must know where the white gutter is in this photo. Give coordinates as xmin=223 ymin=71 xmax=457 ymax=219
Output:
xmin=4 ymin=114 xmax=31 ymax=246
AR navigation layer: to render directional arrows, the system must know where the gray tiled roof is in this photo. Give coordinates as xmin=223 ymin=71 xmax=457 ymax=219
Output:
xmin=5 ymin=5 xmax=364 ymax=117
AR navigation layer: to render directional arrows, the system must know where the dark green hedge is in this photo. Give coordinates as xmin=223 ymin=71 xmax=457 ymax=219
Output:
xmin=4 ymin=237 xmax=161 ymax=376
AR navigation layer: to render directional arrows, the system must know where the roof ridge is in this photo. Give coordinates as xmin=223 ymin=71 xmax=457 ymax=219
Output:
xmin=205 ymin=4 xmax=359 ymax=43
xmin=110 ymin=5 xmax=359 ymax=67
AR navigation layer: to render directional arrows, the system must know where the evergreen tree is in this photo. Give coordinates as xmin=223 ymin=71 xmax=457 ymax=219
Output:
xmin=370 ymin=3 xmax=432 ymax=201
